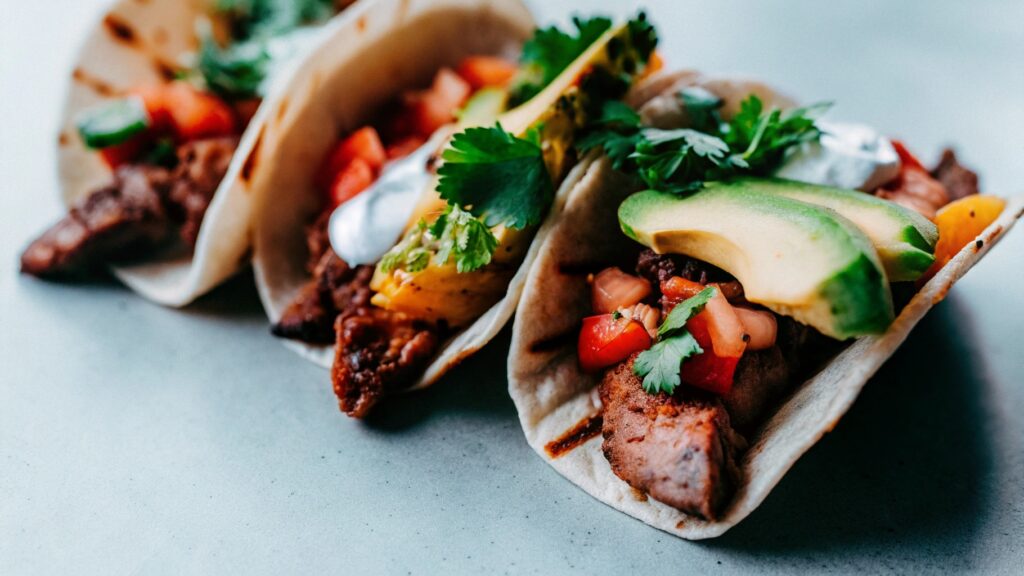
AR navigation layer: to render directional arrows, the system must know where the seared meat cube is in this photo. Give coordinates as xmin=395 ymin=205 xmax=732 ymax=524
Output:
xmin=20 ymin=165 xmax=173 ymax=278
xmin=332 ymin=307 xmax=439 ymax=418
xmin=930 ymin=148 xmax=979 ymax=202
xmin=599 ymin=357 xmax=746 ymax=520
xmin=166 ymin=137 xmax=238 ymax=245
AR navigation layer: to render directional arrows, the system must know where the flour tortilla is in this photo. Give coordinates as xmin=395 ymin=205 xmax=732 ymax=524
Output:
xmin=250 ymin=0 xmax=537 ymax=388
xmin=506 ymin=71 xmax=1024 ymax=539
xmin=56 ymin=0 xmax=357 ymax=306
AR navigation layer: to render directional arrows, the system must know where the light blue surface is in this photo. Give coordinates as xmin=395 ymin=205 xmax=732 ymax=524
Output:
xmin=1 ymin=1 xmax=1022 ymax=574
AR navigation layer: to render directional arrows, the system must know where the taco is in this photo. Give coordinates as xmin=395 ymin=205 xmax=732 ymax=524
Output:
xmin=20 ymin=0 xmax=361 ymax=306
xmin=251 ymin=7 xmax=661 ymax=417
xmin=507 ymin=68 xmax=1022 ymax=538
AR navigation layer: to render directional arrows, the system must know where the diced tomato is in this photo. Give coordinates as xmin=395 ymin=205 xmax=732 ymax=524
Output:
xmin=318 ymin=126 xmax=387 ymax=188
xmin=578 ymin=314 xmax=652 ymax=373
xmin=922 ymin=194 xmax=1006 ymax=281
xmin=386 ymin=135 xmax=426 ymax=160
xmin=131 ymin=82 xmax=236 ymax=142
xmin=661 ymin=276 xmax=706 ymax=310
xmin=403 ymin=68 xmax=472 ymax=138
xmin=592 ymin=267 xmax=651 ymax=314
xmin=890 ymin=139 xmax=926 ymax=172
xmin=456 ymin=56 xmax=518 ymax=90
xmin=702 ymin=290 xmax=747 ymax=358
xmin=679 ymin=313 xmax=741 ymax=396
xmin=232 ymin=98 xmax=262 ymax=127
xmin=98 ymin=134 xmax=147 ymax=169
xmin=733 ymin=307 xmax=777 ymax=351
xmin=329 ymin=157 xmax=374 ymax=208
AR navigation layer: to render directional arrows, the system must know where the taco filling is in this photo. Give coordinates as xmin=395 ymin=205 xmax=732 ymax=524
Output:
xmin=270 ymin=14 xmax=660 ymax=417
xmin=21 ymin=0 xmax=353 ymax=278
xmin=543 ymin=72 xmax=1001 ymax=520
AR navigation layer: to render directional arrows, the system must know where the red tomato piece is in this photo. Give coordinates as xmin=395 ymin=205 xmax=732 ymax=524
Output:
xmin=318 ymin=126 xmax=387 ymax=188
xmin=890 ymin=139 xmax=926 ymax=172
xmin=98 ymin=134 xmax=147 ymax=169
xmin=578 ymin=314 xmax=652 ymax=373
xmin=456 ymin=56 xmax=518 ymax=90
xmin=131 ymin=82 xmax=236 ymax=142
xmin=661 ymin=276 xmax=707 ymax=311
xmin=702 ymin=290 xmax=747 ymax=358
xmin=403 ymin=68 xmax=472 ymax=138
xmin=592 ymin=267 xmax=651 ymax=314
xmin=329 ymin=157 xmax=374 ymax=208
xmin=679 ymin=312 xmax=740 ymax=396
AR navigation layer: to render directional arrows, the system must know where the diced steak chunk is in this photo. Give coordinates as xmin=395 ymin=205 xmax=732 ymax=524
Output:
xmin=272 ymin=251 xmax=375 ymax=344
xmin=599 ymin=357 xmax=746 ymax=520
xmin=167 ymin=137 xmax=238 ymax=245
xmin=20 ymin=165 xmax=173 ymax=277
xmin=332 ymin=307 xmax=439 ymax=418
xmin=930 ymin=148 xmax=979 ymax=202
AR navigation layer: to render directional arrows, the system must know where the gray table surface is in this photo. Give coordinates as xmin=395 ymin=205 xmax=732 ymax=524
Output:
xmin=2 ymin=0 xmax=1022 ymax=574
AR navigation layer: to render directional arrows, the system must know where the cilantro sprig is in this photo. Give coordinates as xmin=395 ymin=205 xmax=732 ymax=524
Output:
xmin=633 ymin=287 xmax=716 ymax=395
xmin=508 ymin=16 xmax=613 ymax=107
xmin=579 ymin=89 xmax=829 ymax=193
xmin=380 ymin=205 xmax=499 ymax=274
xmin=437 ymin=126 xmax=553 ymax=229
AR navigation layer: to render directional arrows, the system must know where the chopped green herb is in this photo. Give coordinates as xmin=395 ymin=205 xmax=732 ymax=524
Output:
xmin=215 ymin=0 xmax=338 ymax=41
xmin=437 ymin=125 xmax=553 ymax=230
xmin=197 ymin=36 xmax=271 ymax=100
xmin=379 ymin=206 xmax=499 ymax=275
xmin=633 ymin=287 xmax=716 ymax=395
xmin=656 ymin=286 xmax=716 ymax=338
xmin=580 ymin=93 xmax=829 ymax=194
xmin=508 ymin=16 xmax=613 ymax=107
xmin=76 ymin=97 xmax=151 ymax=149
xmin=633 ymin=333 xmax=703 ymax=395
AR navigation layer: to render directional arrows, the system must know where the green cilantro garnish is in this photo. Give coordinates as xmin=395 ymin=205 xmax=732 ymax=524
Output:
xmin=633 ymin=334 xmax=703 ymax=395
xmin=215 ymin=0 xmax=338 ymax=41
xmin=633 ymin=286 xmax=716 ymax=395
xmin=437 ymin=125 xmax=553 ymax=230
xmin=380 ymin=206 xmax=499 ymax=274
xmin=508 ymin=16 xmax=613 ymax=107
xmin=578 ymin=92 xmax=829 ymax=193
xmin=197 ymin=36 xmax=271 ymax=100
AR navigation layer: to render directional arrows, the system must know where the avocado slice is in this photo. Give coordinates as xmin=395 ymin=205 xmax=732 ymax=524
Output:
xmin=619 ymin=185 xmax=895 ymax=339
xmin=730 ymin=178 xmax=938 ymax=281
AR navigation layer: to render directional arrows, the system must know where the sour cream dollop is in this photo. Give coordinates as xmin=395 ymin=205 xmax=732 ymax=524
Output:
xmin=775 ymin=121 xmax=900 ymax=191
xmin=328 ymin=129 xmax=449 ymax=265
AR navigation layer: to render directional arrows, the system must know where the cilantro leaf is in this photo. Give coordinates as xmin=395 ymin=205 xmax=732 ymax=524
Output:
xmin=215 ymin=0 xmax=338 ymax=41
xmin=198 ymin=36 xmax=270 ymax=99
xmin=633 ymin=333 xmax=703 ymax=395
xmin=576 ymin=100 xmax=643 ymax=170
xmin=678 ymin=87 xmax=723 ymax=134
xmin=633 ymin=287 xmax=716 ymax=395
xmin=633 ymin=128 xmax=735 ymax=193
xmin=657 ymin=286 xmax=716 ymax=338
xmin=429 ymin=205 xmax=499 ymax=273
xmin=437 ymin=125 xmax=553 ymax=230
xmin=509 ymin=16 xmax=613 ymax=107
xmin=722 ymin=96 xmax=830 ymax=175
xmin=379 ymin=206 xmax=499 ymax=275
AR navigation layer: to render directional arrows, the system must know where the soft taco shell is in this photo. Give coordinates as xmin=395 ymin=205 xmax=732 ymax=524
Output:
xmin=56 ymin=0 xmax=354 ymax=306
xmin=506 ymin=73 xmax=1023 ymax=539
xmin=251 ymin=0 xmax=540 ymax=389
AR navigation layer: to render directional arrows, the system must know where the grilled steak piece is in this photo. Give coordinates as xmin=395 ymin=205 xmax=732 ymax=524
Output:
xmin=332 ymin=307 xmax=439 ymax=418
xmin=599 ymin=357 xmax=746 ymax=520
xmin=635 ymin=249 xmax=730 ymax=286
xmin=20 ymin=165 xmax=174 ymax=278
xmin=21 ymin=137 xmax=239 ymax=278
xmin=272 ymin=251 xmax=375 ymax=344
xmin=930 ymin=148 xmax=979 ymax=202
xmin=167 ymin=137 xmax=238 ymax=245
xmin=305 ymin=211 xmax=333 ymax=274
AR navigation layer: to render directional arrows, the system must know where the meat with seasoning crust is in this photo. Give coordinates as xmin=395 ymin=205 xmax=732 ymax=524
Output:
xmin=599 ymin=357 xmax=746 ymax=520
xmin=272 ymin=251 xmax=375 ymax=343
xmin=167 ymin=137 xmax=238 ymax=245
xmin=930 ymin=148 xmax=979 ymax=202
xmin=20 ymin=165 xmax=174 ymax=278
xmin=21 ymin=137 xmax=238 ymax=278
xmin=332 ymin=307 xmax=439 ymax=418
